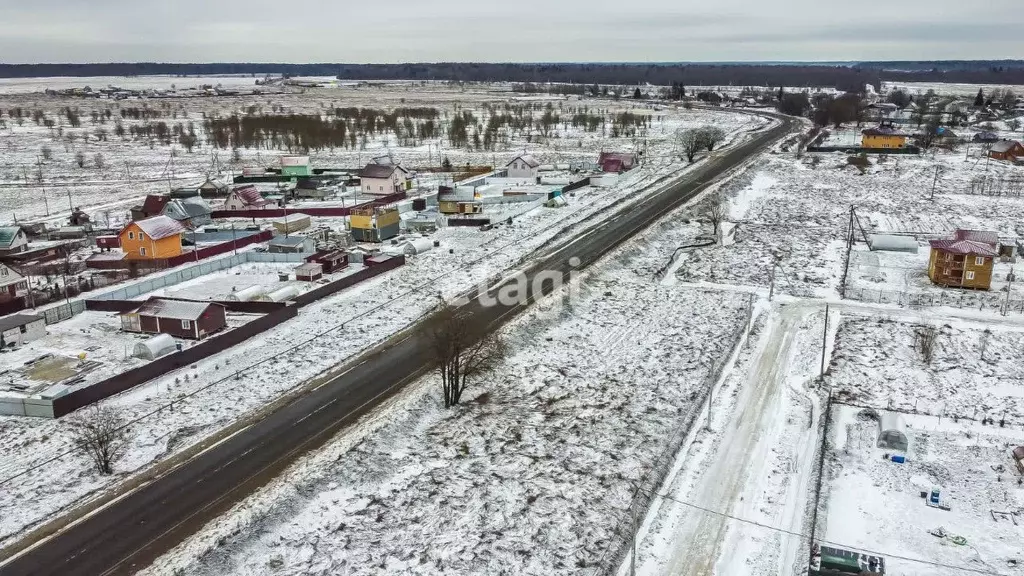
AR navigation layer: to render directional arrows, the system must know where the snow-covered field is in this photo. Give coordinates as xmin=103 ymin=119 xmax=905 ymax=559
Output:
xmin=141 ymin=199 xmax=755 ymax=576
xmin=0 ymin=83 xmax=768 ymax=547
xmin=821 ymin=406 xmax=1024 ymax=576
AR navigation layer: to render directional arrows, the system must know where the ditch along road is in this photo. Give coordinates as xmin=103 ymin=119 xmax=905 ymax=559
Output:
xmin=0 ymin=111 xmax=798 ymax=576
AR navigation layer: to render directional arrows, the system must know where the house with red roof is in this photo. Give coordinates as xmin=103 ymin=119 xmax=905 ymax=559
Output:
xmin=598 ymin=152 xmax=638 ymax=173
xmin=223 ymin=185 xmax=272 ymax=210
xmin=927 ymin=229 xmax=999 ymax=290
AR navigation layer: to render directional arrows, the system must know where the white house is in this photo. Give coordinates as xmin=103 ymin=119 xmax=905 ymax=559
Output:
xmin=0 ymin=314 xmax=46 ymax=348
xmin=0 ymin=264 xmax=28 ymax=303
xmin=360 ymin=164 xmax=410 ymax=195
xmin=0 ymin=226 xmax=29 ymax=256
xmin=506 ymin=154 xmax=541 ymax=180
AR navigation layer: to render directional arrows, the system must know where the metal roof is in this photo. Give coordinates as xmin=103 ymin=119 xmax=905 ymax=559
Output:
xmin=953 ymin=229 xmax=999 ymax=245
xmin=862 ymin=126 xmax=908 ymax=137
xmin=140 ymin=195 xmax=169 ymax=214
xmin=124 ymin=298 xmax=221 ymax=321
xmin=990 ymin=140 xmax=1022 ymax=154
xmin=269 ymin=236 xmax=310 ymax=247
xmin=929 ymin=239 xmax=999 ymax=256
xmin=231 ymin=186 xmax=268 ymax=206
xmin=0 ymin=227 xmax=24 ymax=248
xmin=126 ymin=215 xmax=187 ymax=240
xmin=507 ymin=154 xmax=540 ymax=168
xmin=360 ymin=163 xmax=407 ymax=179
xmin=0 ymin=313 xmax=43 ymax=332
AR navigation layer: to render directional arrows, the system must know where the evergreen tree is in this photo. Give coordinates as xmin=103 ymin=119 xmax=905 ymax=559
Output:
xmin=974 ymin=88 xmax=985 ymax=107
xmin=633 ymin=87 xmax=642 ymax=99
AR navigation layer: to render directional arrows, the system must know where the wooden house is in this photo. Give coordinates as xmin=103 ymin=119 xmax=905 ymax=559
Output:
xmin=360 ymin=163 xmax=411 ymax=195
xmin=130 ymin=195 xmax=170 ymax=222
xmin=119 ymin=298 xmax=226 ymax=340
xmin=0 ymin=314 xmax=46 ymax=348
xmin=350 ymin=207 xmax=400 ymax=243
xmin=988 ymin=140 xmax=1024 ymax=161
xmin=437 ymin=186 xmax=482 ymax=215
xmin=505 ymin=154 xmax=541 ymax=179
xmin=306 ymin=250 xmax=348 ymax=274
xmin=0 ymin=264 xmax=28 ymax=303
xmin=0 ymin=227 xmax=29 ymax=256
xmin=223 ymin=185 xmax=271 ymax=210
xmin=118 ymin=216 xmax=187 ymax=259
xmin=928 ymin=230 xmax=999 ymax=290
xmin=861 ymin=122 xmax=908 ymax=149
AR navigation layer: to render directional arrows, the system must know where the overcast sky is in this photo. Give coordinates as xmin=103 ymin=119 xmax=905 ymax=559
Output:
xmin=1 ymin=0 xmax=1021 ymax=63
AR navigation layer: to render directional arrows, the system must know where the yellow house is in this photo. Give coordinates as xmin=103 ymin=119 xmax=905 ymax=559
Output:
xmin=861 ymin=125 xmax=908 ymax=149
xmin=119 ymin=215 xmax=186 ymax=259
xmin=350 ymin=207 xmax=400 ymax=243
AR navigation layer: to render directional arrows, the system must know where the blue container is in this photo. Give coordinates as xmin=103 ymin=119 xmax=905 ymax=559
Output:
xmin=890 ymin=454 xmax=906 ymax=463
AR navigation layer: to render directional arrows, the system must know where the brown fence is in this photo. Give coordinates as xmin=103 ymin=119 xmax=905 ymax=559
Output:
xmin=448 ymin=218 xmax=491 ymax=227
xmin=562 ymin=177 xmax=591 ymax=194
xmin=210 ymin=192 xmax=407 ymax=220
xmin=51 ymin=306 xmax=299 ymax=417
xmin=291 ymin=255 xmax=405 ymax=307
xmin=84 ymin=298 xmax=287 ymax=315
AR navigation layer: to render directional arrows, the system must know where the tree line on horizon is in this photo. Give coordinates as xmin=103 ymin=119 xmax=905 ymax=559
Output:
xmin=4 ymin=62 xmax=1024 ymax=90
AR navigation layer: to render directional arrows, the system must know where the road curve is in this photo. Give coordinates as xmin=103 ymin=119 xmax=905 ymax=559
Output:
xmin=0 ymin=110 xmax=798 ymax=576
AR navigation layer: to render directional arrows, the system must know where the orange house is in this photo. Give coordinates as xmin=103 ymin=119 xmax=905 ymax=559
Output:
xmin=118 ymin=215 xmax=186 ymax=259
xmin=927 ymin=230 xmax=998 ymax=290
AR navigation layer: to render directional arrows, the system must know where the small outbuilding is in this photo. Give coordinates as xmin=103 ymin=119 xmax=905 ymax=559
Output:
xmin=120 ymin=298 xmax=226 ymax=340
xmin=133 ymin=333 xmax=178 ymax=360
xmin=0 ymin=314 xmax=46 ymax=348
xmin=306 ymin=250 xmax=348 ymax=274
xmin=877 ymin=412 xmax=909 ymax=452
xmin=268 ymin=235 xmax=316 ymax=254
xmin=295 ymin=262 xmax=323 ymax=282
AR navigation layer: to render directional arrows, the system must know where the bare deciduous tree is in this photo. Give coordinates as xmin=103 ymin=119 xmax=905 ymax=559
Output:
xmin=40 ymin=146 xmax=53 ymax=161
xmin=677 ymin=128 xmax=703 ymax=163
xmin=706 ymin=201 xmax=726 ymax=236
xmin=69 ymin=405 xmax=132 ymax=475
xmin=74 ymin=151 xmax=86 ymax=168
xmin=423 ymin=302 xmax=506 ymax=408
xmin=916 ymin=326 xmax=938 ymax=364
xmin=698 ymin=125 xmax=726 ymax=152
xmin=93 ymin=152 xmax=105 ymax=170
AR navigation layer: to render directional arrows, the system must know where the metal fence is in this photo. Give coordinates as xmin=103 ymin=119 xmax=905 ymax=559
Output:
xmin=41 ymin=301 xmax=86 ymax=325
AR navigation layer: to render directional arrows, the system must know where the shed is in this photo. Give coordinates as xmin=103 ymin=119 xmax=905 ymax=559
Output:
xmin=272 ymin=214 xmax=312 ymax=234
xmin=402 ymin=238 xmax=434 ymax=256
xmin=877 ymin=412 xmax=909 ymax=452
xmin=260 ymin=286 xmax=300 ymax=303
xmin=0 ymin=314 xmax=46 ymax=348
xmin=295 ymin=262 xmax=323 ymax=282
xmin=228 ymin=285 xmax=267 ymax=302
xmin=133 ymin=333 xmax=177 ymax=360
xmin=306 ymin=250 xmax=348 ymax=274
xmin=268 ymin=235 xmax=316 ymax=254
xmin=869 ymin=234 xmax=920 ymax=254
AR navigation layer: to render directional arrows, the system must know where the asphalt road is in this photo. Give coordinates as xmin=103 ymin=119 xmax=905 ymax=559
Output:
xmin=0 ymin=110 xmax=797 ymax=576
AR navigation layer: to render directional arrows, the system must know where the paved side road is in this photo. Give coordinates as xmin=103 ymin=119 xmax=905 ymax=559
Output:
xmin=0 ymin=112 xmax=798 ymax=576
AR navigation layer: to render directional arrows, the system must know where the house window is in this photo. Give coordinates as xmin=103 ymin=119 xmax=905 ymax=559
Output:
xmin=379 ymin=186 xmax=384 ymax=192
xmin=181 ymin=320 xmax=191 ymax=329
xmin=128 ymin=231 xmax=135 ymax=240
xmin=975 ymin=256 xmax=985 ymax=266
xmin=140 ymin=247 xmax=146 ymax=256
xmin=966 ymin=271 xmax=976 ymax=281
xmin=944 ymin=253 xmax=952 ymax=262
xmin=139 ymin=232 xmax=145 ymax=241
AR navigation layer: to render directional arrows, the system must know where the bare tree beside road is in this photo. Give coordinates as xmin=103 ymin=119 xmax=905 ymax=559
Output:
xmin=423 ymin=302 xmax=506 ymax=408
xmin=69 ymin=406 xmax=132 ymax=475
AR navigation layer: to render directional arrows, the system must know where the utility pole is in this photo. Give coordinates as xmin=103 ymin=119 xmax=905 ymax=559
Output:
xmin=929 ymin=166 xmax=939 ymax=201
xmin=769 ymin=262 xmax=776 ymax=302
xmin=630 ymin=503 xmax=637 ymax=576
xmin=821 ymin=304 xmax=830 ymax=376
xmin=1004 ymin=267 xmax=1014 ymax=317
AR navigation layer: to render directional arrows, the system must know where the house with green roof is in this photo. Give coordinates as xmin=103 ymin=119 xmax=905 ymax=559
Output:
xmin=0 ymin=227 xmax=28 ymax=256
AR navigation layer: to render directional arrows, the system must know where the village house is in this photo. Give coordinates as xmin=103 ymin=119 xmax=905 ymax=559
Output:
xmin=0 ymin=314 xmax=46 ymax=348
xmin=197 ymin=178 xmax=230 ymax=197
xmin=505 ymin=154 xmax=541 ymax=180
xmin=0 ymin=226 xmax=29 ymax=256
xmin=306 ymin=250 xmax=348 ymax=274
xmin=988 ymin=140 xmax=1024 ymax=162
xmin=162 ymin=196 xmax=213 ymax=228
xmin=973 ymin=131 xmax=1000 ymax=143
xmin=223 ymin=185 xmax=271 ymax=210
xmin=0 ymin=263 xmax=29 ymax=303
xmin=280 ymin=155 xmax=312 ymax=178
xmin=598 ymin=152 xmax=638 ymax=173
xmin=927 ymin=229 xmax=999 ymax=290
xmin=118 ymin=215 xmax=187 ymax=259
xmin=861 ymin=122 xmax=908 ymax=149
xmin=359 ymin=163 xmax=411 ymax=195
xmin=268 ymin=235 xmax=316 ymax=254
xmin=130 ymin=195 xmax=171 ymax=222
xmin=119 ymin=298 xmax=226 ymax=340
